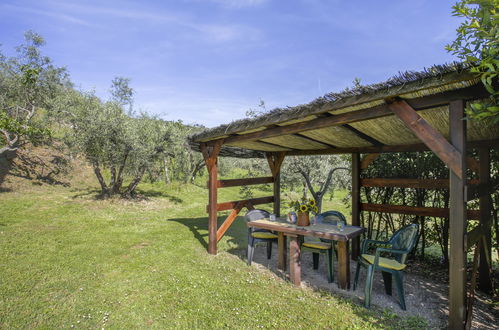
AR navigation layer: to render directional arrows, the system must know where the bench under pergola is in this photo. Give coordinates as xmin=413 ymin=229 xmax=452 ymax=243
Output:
xmin=188 ymin=63 xmax=498 ymax=329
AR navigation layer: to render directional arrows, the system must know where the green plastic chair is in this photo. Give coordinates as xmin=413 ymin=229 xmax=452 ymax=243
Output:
xmin=353 ymin=223 xmax=419 ymax=310
xmin=245 ymin=209 xmax=278 ymax=265
xmin=301 ymin=210 xmax=347 ymax=283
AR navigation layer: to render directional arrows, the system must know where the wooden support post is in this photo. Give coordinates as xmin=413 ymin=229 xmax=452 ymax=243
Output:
xmin=277 ymin=232 xmax=287 ymax=271
xmin=351 ymin=153 xmax=361 ymax=260
xmin=266 ymin=152 xmax=286 ymax=217
xmin=478 ymin=147 xmax=492 ymax=293
xmin=201 ymin=140 xmax=223 ymax=255
xmin=288 ymin=234 xmax=301 ymax=286
xmin=338 ymin=241 xmax=351 ymax=290
xmin=449 ymin=99 xmax=467 ymax=329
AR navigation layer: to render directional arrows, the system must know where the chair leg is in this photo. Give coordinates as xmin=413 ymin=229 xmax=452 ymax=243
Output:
xmin=247 ymin=237 xmax=254 ymax=266
xmin=312 ymin=253 xmax=319 ymax=270
xmin=353 ymin=260 xmax=361 ymax=290
xmin=266 ymin=241 xmax=272 ymax=259
xmin=382 ymin=271 xmax=392 ymax=296
xmin=364 ymin=265 xmax=375 ymax=308
xmin=394 ymin=272 xmax=406 ymax=310
xmin=327 ymin=248 xmax=334 ymax=283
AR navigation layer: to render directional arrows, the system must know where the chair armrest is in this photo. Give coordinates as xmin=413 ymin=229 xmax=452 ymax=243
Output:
xmin=360 ymin=239 xmax=391 ymax=254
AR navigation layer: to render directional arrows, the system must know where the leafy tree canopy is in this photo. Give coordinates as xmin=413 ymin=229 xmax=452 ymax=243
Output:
xmin=446 ymin=0 xmax=499 ymax=123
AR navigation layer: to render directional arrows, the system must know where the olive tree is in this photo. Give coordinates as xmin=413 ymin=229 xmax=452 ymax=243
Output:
xmin=61 ymin=79 xmax=172 ymax=197
xmin=282 ymin=155 xmax=350 ymax=213
xmin=0 ymin=31 xmax=69 ymax=156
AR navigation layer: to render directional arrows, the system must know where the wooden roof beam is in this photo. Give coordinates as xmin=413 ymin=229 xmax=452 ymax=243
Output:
xmin=285 ymin=139 xmax=498 ymax=156
xmin=210 ymin=83 xmax=488 ymax=146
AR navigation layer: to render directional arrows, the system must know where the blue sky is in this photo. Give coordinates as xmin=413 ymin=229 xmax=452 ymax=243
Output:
xmin=0 ymin=0 xmax=462 ymax=127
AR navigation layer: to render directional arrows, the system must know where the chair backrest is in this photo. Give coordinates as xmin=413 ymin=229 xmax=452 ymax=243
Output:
xmin=245 ymin=209 xmax=271 ymax=233
xmin=316 ymin=210 xmax=347 ymax=225
xmin=388 ymin=223 xmax=419 ymax=263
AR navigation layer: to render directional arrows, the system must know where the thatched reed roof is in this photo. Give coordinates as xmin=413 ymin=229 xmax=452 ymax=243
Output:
xmin=189 ymin=63 xmax=498 ymax=158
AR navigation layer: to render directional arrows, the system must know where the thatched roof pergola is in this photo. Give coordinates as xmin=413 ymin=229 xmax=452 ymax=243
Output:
xmin=188 ymin=63 xmax=498 ymax=329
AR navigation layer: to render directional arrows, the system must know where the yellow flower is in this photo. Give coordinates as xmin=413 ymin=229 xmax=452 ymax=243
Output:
xmin=309 ymin=199 xmax=316 ymax=207
xmin=299 ymin=204 xmax=308 ymax=212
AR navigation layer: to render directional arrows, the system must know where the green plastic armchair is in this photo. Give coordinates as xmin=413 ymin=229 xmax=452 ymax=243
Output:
xmin=245 ymin=209 xmax=278 ymax=265
xmin=301 ymin=210 xmax=347 ymax=283
xmin=353 ymin=223 xmax=419 ymax=310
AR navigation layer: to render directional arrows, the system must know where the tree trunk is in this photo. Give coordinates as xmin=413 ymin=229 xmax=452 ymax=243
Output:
xmin=189 ymin=160 xmax=205 ymax=184
xmin=163 ymin=158 xmax=171 ymax=184
xmin=299 ymin=167 xmax=348 ymax=214
xmin=109 ymin=166 xmax=116 ymax=191
xmin=122 ymin=167 xmax=146 ymax=198
xmin=112 ymin=151 xmax=129 ymax=194
xmin=92 ymin=162 xmax=109 ymax=196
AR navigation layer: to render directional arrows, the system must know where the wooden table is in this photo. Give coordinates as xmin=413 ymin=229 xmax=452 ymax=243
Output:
xmin=247 ymin=218 xmax=365 ymax=289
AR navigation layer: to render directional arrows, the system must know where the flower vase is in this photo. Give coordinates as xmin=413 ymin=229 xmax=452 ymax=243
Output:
xmin=297 ymin=211 xmax=310 ymax=226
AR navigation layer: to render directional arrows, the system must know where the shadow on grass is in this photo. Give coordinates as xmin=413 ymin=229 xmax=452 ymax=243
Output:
xmin=135 ymin=188 xmax=183 ymax=203
xmin=0 ymin=187 xmax=12 ymax=193
xmin=70 ymin=187 xmax=106 ymax=199
xmin=70 ymin=187 xmax=184 ymax=204
xmin=168 ymin=216 xmax=246 ymax=251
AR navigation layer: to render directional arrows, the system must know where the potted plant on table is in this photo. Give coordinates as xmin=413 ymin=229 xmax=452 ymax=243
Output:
xmin=289 ymin=198 xmax=319 ymax=226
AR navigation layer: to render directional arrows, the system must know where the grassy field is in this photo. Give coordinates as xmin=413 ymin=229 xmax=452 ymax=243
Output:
xmin=0 ymin=174 xmax=428 ymax=329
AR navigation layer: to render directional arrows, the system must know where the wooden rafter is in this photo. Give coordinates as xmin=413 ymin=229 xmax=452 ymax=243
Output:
xmin=342 ymin=124 xmax=384 ymax=146
xmin=256 ymin=139 xmax=299 ymax=151
xmin=285 ymin=139 xmax=498 ymax=156
xmin=388 ymin=99 xmax=464 ymax=179
xmin=295 ymin=132 xmax=338 ymax=148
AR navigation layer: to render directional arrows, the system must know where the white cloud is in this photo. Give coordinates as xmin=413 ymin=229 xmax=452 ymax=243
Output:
xmin=0 ymin=3 xmax=97 ymax=27
xmin=52 ymin=2 xmax=262 ymax=43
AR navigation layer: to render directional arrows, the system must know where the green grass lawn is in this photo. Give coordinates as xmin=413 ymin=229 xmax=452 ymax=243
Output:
xmin=0 ymin=179 xmax=428 ymax=329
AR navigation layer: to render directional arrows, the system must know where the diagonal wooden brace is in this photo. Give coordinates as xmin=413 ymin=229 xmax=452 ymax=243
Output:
xmin=216 ymin=200 xmax=247 ymax=242
xmin=388 ymin=99 xmax=464 ymax=179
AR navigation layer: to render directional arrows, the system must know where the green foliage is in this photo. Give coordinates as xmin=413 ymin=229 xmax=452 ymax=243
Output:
xmin=446 ymin=0 xmax=499 ymax=123
xmin=60 ymin=83 xmax=173 ymax=197
xmin=0 ymin=30 xmax=69 ymax=154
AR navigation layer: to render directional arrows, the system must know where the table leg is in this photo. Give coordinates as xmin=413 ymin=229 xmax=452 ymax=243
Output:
xmin=277 ymin=232 xmax=286 ymax=271
xmin=288 ymin=235 xmax=301 ymax=286
xmin=338 ymin=240 xmax=350 ymax=290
